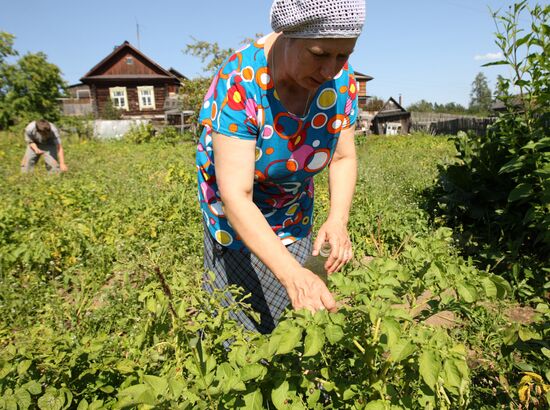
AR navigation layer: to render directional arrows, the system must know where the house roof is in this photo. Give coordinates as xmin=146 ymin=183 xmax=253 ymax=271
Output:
xmin=168 ymin=67 xmax=189 ymax=81
xmin=80 ymin=40 xmax=178 ymax=83
xmin=354 ymin=70 xmax=374 ymax=81
xmin=374 ymin=97 xmax=410 ymax=119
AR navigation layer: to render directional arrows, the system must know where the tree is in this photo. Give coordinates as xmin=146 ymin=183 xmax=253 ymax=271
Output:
xmin=0 ymin=32 xmax=67 ymax=128
xmin=0 ymin=31 xmax=18 ymax=128
xmin=364 ymin=96 xmax=384 ymax=112
xmin=184 ymin=37 xmax=235 ymax=76
xmin=407 ymin=100 xmax=435 ymax=112
xmin=0 ymin=31 xmax=17 ymax=62
xmin=184 ymin=34 xmax=263 ymax=76
xmin=469 ymin=72 xmax=492 ymax=114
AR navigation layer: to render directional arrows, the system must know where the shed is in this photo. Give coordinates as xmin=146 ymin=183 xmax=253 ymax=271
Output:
xmin=371 ymin=97 xmax=411 ymax=135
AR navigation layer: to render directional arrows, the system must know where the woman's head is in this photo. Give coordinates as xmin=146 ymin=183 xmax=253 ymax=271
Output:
xmin=279 ymin=36 xmax=357 ymax=90
xmin=270 ymin=0 xmax=366 ymax=39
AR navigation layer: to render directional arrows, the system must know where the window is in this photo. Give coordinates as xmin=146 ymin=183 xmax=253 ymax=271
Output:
xmin=126 ymin=56 xmax=134 ymax=65
xmin=109 ymin=87 xmax=128 ymax=110
xmin=137 ymin=86 xmax=156 ymax=110
xmin=76 ymin=89 xmax=90 ymax=99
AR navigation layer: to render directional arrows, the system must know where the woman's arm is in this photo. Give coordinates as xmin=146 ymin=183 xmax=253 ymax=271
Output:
xmin=212 ymin=132 xmax=336 ymax=312
xmin=314 ymin=125 xmax=357 ymax=273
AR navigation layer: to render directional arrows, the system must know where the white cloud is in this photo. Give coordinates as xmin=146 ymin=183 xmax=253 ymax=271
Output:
xmin=474 ymin=52 xmax=503 ymax=61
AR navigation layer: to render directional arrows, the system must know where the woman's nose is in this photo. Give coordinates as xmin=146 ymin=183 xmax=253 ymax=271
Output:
xmin=320 ymin=60 xmax=340 ymax=80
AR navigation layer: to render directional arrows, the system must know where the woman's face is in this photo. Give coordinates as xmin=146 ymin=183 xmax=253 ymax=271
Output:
xmin=284 ymin=37 xmax=358 ymax=90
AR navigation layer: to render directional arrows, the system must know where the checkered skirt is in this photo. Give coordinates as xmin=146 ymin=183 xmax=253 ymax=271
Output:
xmin=202 ymin=224 xmax=312 ymax=334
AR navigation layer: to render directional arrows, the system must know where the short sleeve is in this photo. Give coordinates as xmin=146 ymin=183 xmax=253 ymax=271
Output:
xmin=50 ymin=123 xmax=61 ymax=144
xmin=199 ymin=55 xmax=260 ymax=141
xmin=345 ymin=65 xmax=359 ymax=129
xmin=24 ymin=122 xmax=35 ymax=144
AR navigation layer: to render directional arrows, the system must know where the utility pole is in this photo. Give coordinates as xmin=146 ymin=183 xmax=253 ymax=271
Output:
xmin=136 ymin=21 xmax=141 ymax=50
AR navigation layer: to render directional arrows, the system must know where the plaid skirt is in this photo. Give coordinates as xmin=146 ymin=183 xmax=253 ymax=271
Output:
xmin=202 ymin=224 xmax=312 ymax=334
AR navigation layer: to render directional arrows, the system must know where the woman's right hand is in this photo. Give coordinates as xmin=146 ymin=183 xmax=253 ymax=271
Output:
xmin=281 ymin=268 xmax=337 ymax=313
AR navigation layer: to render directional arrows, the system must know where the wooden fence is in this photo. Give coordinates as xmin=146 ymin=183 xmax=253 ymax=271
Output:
xmin=61 ymin=101 xmax=93 ymax=116
xmin=410 ymin=112 xmax=494 ymax=136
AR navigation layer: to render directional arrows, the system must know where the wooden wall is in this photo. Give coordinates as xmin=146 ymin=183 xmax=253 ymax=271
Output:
xmin=93 ymin=83 xmax=170 ymax=117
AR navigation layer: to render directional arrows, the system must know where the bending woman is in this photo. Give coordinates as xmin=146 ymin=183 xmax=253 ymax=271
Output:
xmin=196 ymin=0 xmax=366 ymax=333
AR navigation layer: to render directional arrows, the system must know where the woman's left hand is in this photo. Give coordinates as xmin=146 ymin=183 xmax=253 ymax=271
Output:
xmin=313 ymin=218 xmax=353 ymax=274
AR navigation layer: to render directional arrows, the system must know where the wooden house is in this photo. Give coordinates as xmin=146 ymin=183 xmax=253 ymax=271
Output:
xmin=371 ymin=97 xmax=411 ymax=135
xmin=80 ymin=41 xmax=182 ymax=120
xmin=354 ymin=70 xmax=374 ymax=108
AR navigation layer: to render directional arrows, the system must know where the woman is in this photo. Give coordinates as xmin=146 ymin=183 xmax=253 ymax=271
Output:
xmin=196 ymin=0 xmax=366 ymax=334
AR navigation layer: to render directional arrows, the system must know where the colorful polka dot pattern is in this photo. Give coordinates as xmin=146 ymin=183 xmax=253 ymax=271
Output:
xmin=196 ymin=36 xmax=358 ymax=250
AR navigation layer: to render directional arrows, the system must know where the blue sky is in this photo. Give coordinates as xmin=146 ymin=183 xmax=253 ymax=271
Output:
xmin=0 ymin=0 xmax=535 ymax=107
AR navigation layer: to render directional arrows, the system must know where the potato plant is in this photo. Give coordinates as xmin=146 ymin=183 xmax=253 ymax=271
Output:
xmin=0 ymin=130 xmax=548 ymax=409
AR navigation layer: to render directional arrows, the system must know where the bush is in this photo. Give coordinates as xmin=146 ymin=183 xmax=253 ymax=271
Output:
xmin=124 ymin=123 xmax=156 ymax=144
xmin=155 ymin=126 xmax=183 ymax=145
xmin=432 ymin=2 xmax=549 ymax=297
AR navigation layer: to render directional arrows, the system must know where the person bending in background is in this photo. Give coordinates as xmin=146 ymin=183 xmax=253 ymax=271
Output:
xmin=196 ymin=0 xmax=366 ymax=333
xmin=21 ymin=119 xmax=68 ymax=173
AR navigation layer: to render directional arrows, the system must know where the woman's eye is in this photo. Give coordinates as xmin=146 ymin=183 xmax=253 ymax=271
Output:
xmin=309 ymin=50 xmax=325 ymax=58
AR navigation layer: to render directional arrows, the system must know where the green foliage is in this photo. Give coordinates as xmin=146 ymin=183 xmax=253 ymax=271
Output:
xmin=155 ymin=126 xmax=190 ymax=145
xmin=123 ymin=123 xmax=156 ymax=144
xmin=364 ymin=96 xmax=384 ymax=111
xmin=432 ymin=2 xmax=549 ymax=298
xmin=0 ymin=39 xmax=67 ymax=128
xmin=468 ymin=72 xmax=492 ymax=116
xmin=100 ymin=99 xmax=122 ymax=120
xmin=179 ymin=77 xmax=211 ymax=123
xmin=0 ymin=31 xmax=17 ymax=61
xmin=407 ymin=100 xmax=469 ymax=116
xmin=184 ymin=37 xmax=234 ymax=75
xmin=0 ymin=131 xmax=548 ymax=408
xmin=58 ymin=115 xmax=94 ymax=141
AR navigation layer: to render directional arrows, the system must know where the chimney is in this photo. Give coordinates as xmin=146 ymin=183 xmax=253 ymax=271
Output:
xmin=399 ymin=94 xmax=403 ymax=106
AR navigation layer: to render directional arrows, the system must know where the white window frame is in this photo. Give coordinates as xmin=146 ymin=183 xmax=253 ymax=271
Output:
xmin=137 ymin=86 xmax=156 ymax=110
xmin=109 ymin=87 xmax=129 ymax=110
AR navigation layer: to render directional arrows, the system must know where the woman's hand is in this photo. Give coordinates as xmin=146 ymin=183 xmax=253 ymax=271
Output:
xmin=314 ymin=218 xmax=353 ymax=274
xmin=281 ymin=267 xmax=337 ymax=313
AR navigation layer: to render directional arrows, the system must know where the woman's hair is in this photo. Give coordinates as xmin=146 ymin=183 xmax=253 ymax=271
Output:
xmin=270 ymin=0 xmax=366 ymax=39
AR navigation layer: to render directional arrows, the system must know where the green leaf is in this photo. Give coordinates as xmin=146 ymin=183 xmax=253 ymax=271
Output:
xmin=144 ymin=375 xmax=168 ymax=396
xmin=482 ymin=60 xmax=509 ymax=67
xmin=388 ymin=339 xmax=416 ymax=362
xmin=37 ymin=391 xmax=65 ymax=410
xmin=343 ymin=387 xmax=357 ymax=400
xmin=17 ymin=360 xmax=32 ymax=376
xmin=271 ymin=381 xmax=289 ymax=409
xmin=243 ymin=389 xmax=263 ymax=409
xmin=22 ymin=380 xmax=42 ymax=395
xmin=380 ymin=318 xmax=401 ymax=349
xmin=303 ymin=325 xmax=325 ymax=357
xmin=76 ymin=399 xmax=88 ymax=410
xmin=419 ymin=350 xmax=441 ymax=390
xmin=14 ymin=388 xmax=32 ymax=410
xmin=481 ymin=277 xmax=498 ymax=298
xmin=518 ymin=327 xmax=541 ymax=341
xmin=508 ymin=183 xmax=534 ymax=202
xmin=443 ymin=360 xmax=463 ymax=394
xmin=240 ymin=363 xmax=266 ymax=382
xmin=115 ymin=359 xmax=136 ymax=374
xmin=274 ymin=326 xmax=302 ymax=355
xmin=364 ymin=400 xmax=386 ymax=410
xmin=117 ymin=384 xmax=156 ymax=406
xmin=325 ymin=324 xmax=344 ymax=344
xmin=456 ymin=282 xmax=478 ymax=303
